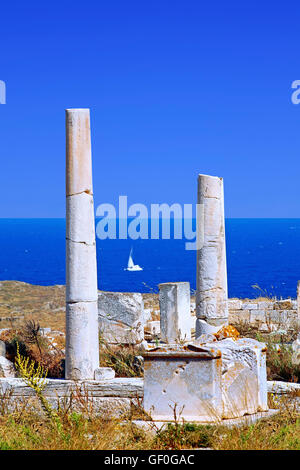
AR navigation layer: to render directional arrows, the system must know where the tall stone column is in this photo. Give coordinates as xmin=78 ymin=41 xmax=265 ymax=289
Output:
xmin=65 ymin=109 xmax=99 ymax=380
xmin=196 ymin=174 xmax=228 ymax=337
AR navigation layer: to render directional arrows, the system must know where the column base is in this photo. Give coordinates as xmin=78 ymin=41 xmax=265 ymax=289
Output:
xmin=94 ymin=367 xmax=116 ymax=380
xmin=195 ymin=318 xmax=228 ymax=338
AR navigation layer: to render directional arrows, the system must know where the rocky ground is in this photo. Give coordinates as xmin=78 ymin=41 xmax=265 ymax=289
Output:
xmin=0 ymin=281 xmax=66 ymax=331
xmin=0 ymin=281 xmax=167 ymax=329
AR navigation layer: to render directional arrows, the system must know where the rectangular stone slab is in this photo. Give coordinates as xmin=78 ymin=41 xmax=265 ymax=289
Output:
xmin=143 ymin=348 xmax=223 ymax=422
xmin=0 ymin=377 xmax=143 ymax=398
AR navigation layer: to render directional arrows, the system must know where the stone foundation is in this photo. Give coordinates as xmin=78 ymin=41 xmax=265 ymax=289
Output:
xmin=0 ymin=376 xmax=281 ymax=424
xmin=228 ymin=298 xmax=299 ymax=331
xmin=0 ymin=377 xmax=143 ymax=418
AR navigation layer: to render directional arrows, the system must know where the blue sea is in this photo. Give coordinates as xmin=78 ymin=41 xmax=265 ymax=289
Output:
xmin=0 ymin=218 xmax=300 ymax=299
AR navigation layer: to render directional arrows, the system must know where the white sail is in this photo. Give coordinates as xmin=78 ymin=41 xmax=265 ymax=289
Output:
xmin=127 ymin=249 xmax=134 ymax=269
xmin=125 ymin=247 xmax=143 ymax=271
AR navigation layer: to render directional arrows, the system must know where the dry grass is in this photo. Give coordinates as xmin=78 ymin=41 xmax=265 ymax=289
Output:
xmin=99 ymin=336 xmax=143 ymax=377
xmin=0 ymin=281 xmax=161 ymax=328
xmin=0 ymin=391 xmax=298 ymax=450
xmin=0 ymin=281 xmax=66 ymax=331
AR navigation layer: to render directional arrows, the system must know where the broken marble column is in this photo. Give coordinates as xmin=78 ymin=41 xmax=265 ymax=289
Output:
xmin=159 ymin=282 xmax=191 ymax=343
xmin=65 ymin=109 xmax=100 ymax=380
xmin=196 ymin=174 xmax=228 ymax=337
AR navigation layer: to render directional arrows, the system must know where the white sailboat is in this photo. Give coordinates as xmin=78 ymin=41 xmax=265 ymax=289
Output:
xmin=125 ymin=248 xmax=143 ymax=271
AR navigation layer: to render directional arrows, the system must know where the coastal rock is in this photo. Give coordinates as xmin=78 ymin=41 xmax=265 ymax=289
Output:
xmin=0 ymin=357 xmax=16 ymax=378
xmin=98 ymin=292 xmax=144 ymax=344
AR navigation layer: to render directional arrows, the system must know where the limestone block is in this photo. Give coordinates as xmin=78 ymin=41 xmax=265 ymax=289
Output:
xmin=0 ymin=341 xmax=5 ymax=357
xmin=268 ymin=380 xmax=300 ymax=395
xmin=258 ymin=301 xmax=274 ymax=310
xmin=98 ymin=292 xmax=144 ymax=344
xmin=242 ymin=302 xmax=258 ymax=310
xmin=66 ymin=193 xmax=96 ymax=245
xmin=228 ymin=309 xmax=250 ymax=323
xmin=1 ymin=395 xmax=132 ymax=419
xmin=0 ymin=357 xmax=16 ymax=378
xmin=249 ymin=310 xmax=266 ymax=323
xmin=267 ymin=310 xmax=288 ymax=324
xmin=0 ymin=377 xmax=144 ymax=398
xmin=94 ymin=367 xmax=116 ymax=380
xmin=205 ymin=338 xmax=268 ymax=412
xmin=51 ymin=397 xmax=132 ymax=419
xmin=227 ymin=299 xmax=242 ymax=310
xmin=143 ymin=346 xmax=223 ymax=422
xmin=222 ymin=362 xmax=259 ymax=418
xmin=159 ymin=282 xmax=191 ymax=343
xmin=65 ymin=301 xmax=99 ymax=380
xmin=88 ymin=397 xmax=131 ymax=418
xmin=66 ymin=239 xmax=98 ymax=303
xmin=99 ymin=317 xmax=144 ymax=344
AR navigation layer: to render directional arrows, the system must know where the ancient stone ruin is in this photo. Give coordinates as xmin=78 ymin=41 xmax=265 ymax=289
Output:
xmin=65 ymin=108 xmax=100 ymax=380
xmin=0 ymin=108 xmax=292 ymax=425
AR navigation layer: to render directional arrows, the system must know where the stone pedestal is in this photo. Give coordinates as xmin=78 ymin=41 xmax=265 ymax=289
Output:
xmin=65 ymin=109 xmax=99 ymax=380
xmin=196 ymin=174 xmax=228 ymax=336
xmin=143 ymin=345 xmax=222 ymax=422
xmin=143 ymin=338 xmax=269 ymax=422
xmin=159 ymin=282 xmax=191 ymax=344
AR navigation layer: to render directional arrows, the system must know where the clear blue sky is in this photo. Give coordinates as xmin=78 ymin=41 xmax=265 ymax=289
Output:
xmin=0 ymin=0 xmax=299 ymax=218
